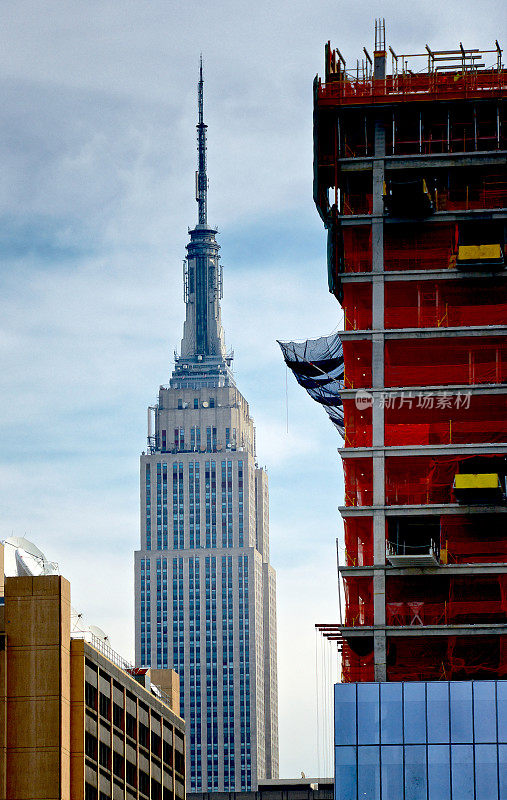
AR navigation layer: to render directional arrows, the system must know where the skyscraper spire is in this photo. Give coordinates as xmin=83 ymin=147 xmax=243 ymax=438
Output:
xmin=171 ymin=59 xmax=234 ymax=389
xmin=196 ymin=55 xmax=207 ymax=226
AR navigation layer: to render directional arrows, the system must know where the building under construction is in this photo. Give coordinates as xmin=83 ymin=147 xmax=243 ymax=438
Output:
xmin=305 ymin=25 xmax=507 ymax=684
xmin=281 ymin=25 xmax=507 ymax=794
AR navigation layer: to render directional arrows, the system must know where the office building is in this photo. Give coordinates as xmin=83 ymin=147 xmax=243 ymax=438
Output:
xmin=188 ymin=777 xmax=333 ymax=800
xmin=281 ymin=22 xmax=507 ymax=800
xmin=134 ymin=63 xmax=279 ymax=791
xmin=0 ymin=540 xmax=185 ymax=800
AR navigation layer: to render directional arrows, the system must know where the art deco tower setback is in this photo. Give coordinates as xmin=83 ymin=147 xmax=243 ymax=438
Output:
xmin=134 ymin=63 xmax=279 ymax=792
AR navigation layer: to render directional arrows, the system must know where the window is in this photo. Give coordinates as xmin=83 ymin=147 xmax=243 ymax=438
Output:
xmin=85 ymin=732 xmax=97 ymax=760
xmin=194 ymin=398 xmax=199 ymax=409
xmin=85 ymin=682 xmax=97 ymax=710
xmin=163 ymin=739 xmax=173 ymax=765
xmin=139 ymin=722 xmax=149 ymax=749
xmin=99 ymin=741 xmax=111 ymax=769
xmin=85 ymin=785 xmax=98 ymax=800
xmin=99 ymin=692 xmax=111 ymax=720
xmin=126 ymin=760 xmax=137 ymax=787
xmin=175 ymin=749 xmax=185 ymax=774
xmin=113 ymin=702 xmax=124 ymax=730
xmin=126 ymin=712 xmax=137 ymax=740
xmin=177 ymin=399 xmax=183 ymax=409
xmin=151 ymin=730 xmax=162 ymax=757
xmin=113 ymin=751 xmax=124 ymax=778
xmin=139 ymin=770 xmax=150 ymax=796
xmin=209 ymin=397 xmax=215 ymax=408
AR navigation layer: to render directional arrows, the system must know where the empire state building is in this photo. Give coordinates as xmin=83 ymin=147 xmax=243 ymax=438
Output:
xmin=134 ymin=63 xmax=279 ymax=791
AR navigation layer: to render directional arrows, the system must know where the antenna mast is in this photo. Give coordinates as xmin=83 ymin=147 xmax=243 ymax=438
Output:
xmin=196 ymin=56 xmax=208 ymax=226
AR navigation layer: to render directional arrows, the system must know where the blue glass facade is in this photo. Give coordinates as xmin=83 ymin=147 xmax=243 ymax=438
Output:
xmin=172 ymin=557 xmax=185 ymax=716
xmin=189 ymin=461 xmax=201 ymax=548
xmin=172 ymin=461 xmax=184 ymax=549
xmin=222 ymin=555 xmax=235 ymax=785
xmin=189 ymin=556 xmax=202 ymax=788
xmin=238 ymin=555 xmax=251 ymax=789
xmin=335 ymin=680 xmax=507 ymax=800
xmin=155 ymin=557 xmax=168 ymax=667
xmin=205 ymin=556 xmax=218 ymax=788
xmin=145 ymin=464 xmax=151 ymax=550
xmin=140 ymin=558 xmax=151 ymax=665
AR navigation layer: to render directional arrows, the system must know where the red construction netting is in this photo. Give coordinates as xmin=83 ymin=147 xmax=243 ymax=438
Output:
xmin=343 ymin=457 xmax=373 ymax=507
xmin=385 ymin=453 xmax=506 ymax=506
xmin=343 ymin=575 xmax=374 ymax=627
xmin=384 ymin=393 xmax=507 ymax=446
xmin=343 ymin=398 xmax=372 ymax=447
xmin=385 ymin=335 xmax=506 ymax=387
xmin=344 ymin=517 xmax=374 ymax=566
xmin=384 ymin=223 xmax=454 ymax=272
xmin=384 ymin=279 xmax=507 ymax=329
xmin=342 ymin=226 xmax=371 ymax=273
xmin=386 ymin=635 xmax=507 ymax=681
xmin=385 ymin=575 xmax=507 ymax=626
xmin=447 ymin=636 xmax=507 ymax=679
xmin=342 ymin=339 xmax=372 ymax=388
xmin=437 ymin=177 xmax=507 ymax=212
xmin=341 ymin=641 xmax=374 ymax=683
xmin=342 ymin=192 xmax=373 ymax=216
xmin=343 ymin=282 xmax=372 ymax=329
xmin=441 ymin=514 xmax=507 ymax=564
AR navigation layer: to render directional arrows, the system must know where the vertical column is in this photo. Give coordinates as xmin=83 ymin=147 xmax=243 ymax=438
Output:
xmin=5 ymin=575 xmax=71 ymax=799
xmin=372 ymin=119 xmax=387 ymax=681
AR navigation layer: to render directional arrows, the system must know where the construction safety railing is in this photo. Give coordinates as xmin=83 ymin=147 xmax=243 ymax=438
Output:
xmin=318 ymin=68 xmax=507 ymax=105
xmin=385 ymin=599 xmax=507 ymax=626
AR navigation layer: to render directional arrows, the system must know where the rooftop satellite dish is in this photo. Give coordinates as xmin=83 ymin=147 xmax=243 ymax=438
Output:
xmin=89 ymin=625 xmax=109 ymax=644
xmin=3 ymin=537 xmax=58 ymax=578
xmin=71 ymin=607 xmax=86 ymax=632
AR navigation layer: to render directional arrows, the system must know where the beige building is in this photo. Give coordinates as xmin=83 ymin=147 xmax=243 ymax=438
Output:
xmin=0 ymin=544 xmax=185 ymax=800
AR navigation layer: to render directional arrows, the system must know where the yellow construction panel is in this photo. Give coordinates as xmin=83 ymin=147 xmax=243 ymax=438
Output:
xmin=454 ymin=473 xmax=500 ymax=490
xmin=457 ymin=244 xmax=503 ymax=262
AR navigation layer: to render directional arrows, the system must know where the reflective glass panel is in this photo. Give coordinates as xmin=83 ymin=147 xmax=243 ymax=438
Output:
xmin=335 ymin=684 xmax=357 ymax=746
xmin=380 ymin=683 xmax=402 ymax=744
xmin=475 ymin=744 xmax=498 ymax=800
xmin=427 ymin=681 xmax=450 ymax=744
xmin=474 ymin=681 xmax=497 ymax=743
xmin=335 ymin=746 xmax=357 ymax=800
xmin=357 ymin=683 xmax=380 ymax=745
xmin=498 ymin=682 xmax=507 ymax=744
xmin=405 ymin=745 xmax=427 ymax=800
xmin=499 ymin=744 xmax=507 ymax=800
xmin=451 ymin=744 xmax=474 ymax=799
xmin=450 ymin=682 xmax=473 ymax=743
xmin=404 ymin=683 xmax=426 ymax=744
xmin=358 ymin=746 xmax=380 ymax=800
xmin=428 ymin=745 xmax=450 ymax=800
xmin=381 ymin=745 xmax=403 ymax=798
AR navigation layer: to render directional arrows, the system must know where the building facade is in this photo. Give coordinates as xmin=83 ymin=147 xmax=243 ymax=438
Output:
xmin=281 ymin=22 xmax=506 ymax=800
xmin=335 ymin=680 xmax=507 ymax=799
xmin=134 ymin=64 xmax=278 ymax=792
xmin=188 ymin=777 xmax=334 ymax=800
xmin=312 ymin=24 xmax=507 ymax=686
xmin=0 ymin=544 xmax=184 ymax=800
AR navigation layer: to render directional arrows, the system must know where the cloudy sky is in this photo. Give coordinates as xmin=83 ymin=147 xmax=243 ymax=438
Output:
xmin=1 ymin=0 xmax=503 ymax=777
